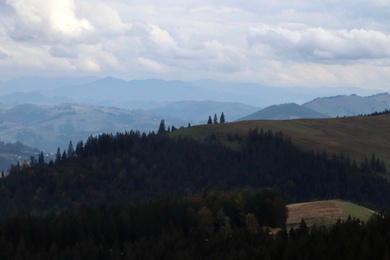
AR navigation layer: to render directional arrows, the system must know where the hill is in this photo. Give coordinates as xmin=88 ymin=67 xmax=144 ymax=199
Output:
xmin=287 ymin=200 xmax=375 ymax=228
xmin=238 ymin=103 xmax=329 ymax=120
xmin=1 ymin=77 xmax=384 ymax=110
xmin=0 ymin=141 xmax=42 ymax=172
xmin=303 ymin=93 xmax=390 ymax=117
xmin=181 ymin=113 xmax=390 ymax=165
xmin=0 ymin=104 xmax=187 ymax=152
xmin=150 ymin=100 xmax=259 ymax=123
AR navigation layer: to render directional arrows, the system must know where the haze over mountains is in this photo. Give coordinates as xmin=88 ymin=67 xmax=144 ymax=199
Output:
xmin=0 ymin=76 xmax=383 ymax=109
xmin=0 ymin=76 xmax=389 ymax=157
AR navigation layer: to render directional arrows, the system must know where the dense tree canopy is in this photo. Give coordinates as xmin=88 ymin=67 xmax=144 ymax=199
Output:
xmin=0 ymin=127 xmax=390 ymax=258
xmin=0 ymin=128 xmax=388 ymax=220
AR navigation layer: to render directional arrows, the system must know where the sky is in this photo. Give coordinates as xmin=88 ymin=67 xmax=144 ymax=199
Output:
xmin=0 ymin=0 xmax=390 ymax=89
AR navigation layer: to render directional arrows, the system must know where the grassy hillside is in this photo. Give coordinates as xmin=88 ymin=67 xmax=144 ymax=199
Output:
xmin=175 ymin=114 xmax=390 ymax=166
xmin=287 ymin=200 xmax=375 ymax=227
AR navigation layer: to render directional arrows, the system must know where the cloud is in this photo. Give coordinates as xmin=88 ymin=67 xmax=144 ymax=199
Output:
xmin=130 ymin=22 xmax=176 ymax=51
xmin=4 ymin=0 xmax=93 ymax=42
xmin=248 ymin=26 xmax=390 ymax=62
xmin=0 ymin=49 xmax=10 ymax=59
xmin=0 ymin=0 xmax=389 ymax=89
xmin=138 ymin=58 xmax=168 ymax=74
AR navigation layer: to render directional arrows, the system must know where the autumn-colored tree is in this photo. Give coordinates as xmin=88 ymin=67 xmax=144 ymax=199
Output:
xmin=197 ymin=206 xmax=214 ymax=238
xmin=246 ymin=213 xmax=259 ymax=233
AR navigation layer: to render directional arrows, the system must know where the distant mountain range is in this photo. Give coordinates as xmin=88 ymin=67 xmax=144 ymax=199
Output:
xmin=0 ymin=76 xmax=390 ymax=155
xmin=0 ymin=76 xmax=383 ymax=109
xmin=0 ymin=141 xmax=41 ymax=173
xmin=238 ymin=103 xmax=329 ymax=120
xmin=150 ymin=100 xmax=259 ymax=124
xmin=238 ymin=93 xmax=390 ymax=120
xmin=0 ymin=104 xmax=189 ymax=152
xmin=303 ymin=93 xmax=390 ymax=117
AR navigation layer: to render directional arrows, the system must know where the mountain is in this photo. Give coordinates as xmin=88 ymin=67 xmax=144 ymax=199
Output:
xmin=175 ymin=113 xmax=390 ymax=166
xmin=50 ymin=77 xmax=211 ymax=109
xmin=303 ymin=93 xmax=390 ymax=117
xmin=0 ymin=141 xmax=42 ymax=172
xmin=0 ymin=76 xmax=98 ymax=95
xmin=0 ymin=104 xmax=187 ymax=152
xmin=238 ymin=103 xmax=329 ymax=120
xmin=191 ymin=80 xmax=383 ymax=107
xmin=150 ymin=100 xmax=259 ymax=123
xmin=1 ymin=76 xmax=385 ymax=110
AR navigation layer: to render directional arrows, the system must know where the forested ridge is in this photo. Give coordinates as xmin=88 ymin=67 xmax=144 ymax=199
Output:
xmin=1 ymin=207 xmax=390 ymax=259
xmin=2 ymin=128 xmax=389 ymax=218
xmin=1 ymin=127 xmax=390 ymax=258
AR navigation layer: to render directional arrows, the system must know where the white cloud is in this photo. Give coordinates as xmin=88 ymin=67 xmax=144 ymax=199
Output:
xmin=248 ymin=26 xmax=390 ymax=61
xmin=138 ymin=58 xmax=168 ymax=74
xmin=130 ymin=23 xmax=176 ymax=51
xmin=0 ymin=0 xmax=389 ymax=89
xmin=0 ymin=48 xmax=10 ymax=59
xmin=5 ymin=0 xmax=93 ymax=42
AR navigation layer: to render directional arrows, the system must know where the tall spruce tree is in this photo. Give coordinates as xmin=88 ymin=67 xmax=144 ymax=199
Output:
xmin=158 ymin=119 xmax=166 ymax=134
xmin=220 ymin=112 xmax=225 ymax=123
xmin=213 ymin=113 xmax=218 ymax=124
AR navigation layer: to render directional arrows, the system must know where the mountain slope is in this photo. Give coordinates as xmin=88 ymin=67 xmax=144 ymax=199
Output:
xmin=0 ymin=141 xmax=41 ymax=172
xmin=0 ymin=104 xmax=187 ymax=152
xmin=51 ymin=77 xmax=210 ymax=108
xmin=238 ymin=103 xmax=329 ymax=120
xmin=177 ymin=113 xmax=390 ymax=165
xmin=303 ymin=93 xmax=390 ymax=117
xmin=150 ymin=100 xmax=259 ymax=123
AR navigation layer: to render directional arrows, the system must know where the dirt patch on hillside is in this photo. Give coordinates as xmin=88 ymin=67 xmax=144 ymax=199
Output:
xmin=287 ymin=200 xmax=341 ymax=228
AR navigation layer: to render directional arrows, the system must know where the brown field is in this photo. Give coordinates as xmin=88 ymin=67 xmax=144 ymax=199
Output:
xmin=192 ymin=114 xmax=390 ymax=166
xmin=287 ymin=200 xmax=342 ymax=227
xmin=286 ymin=200 xmax=375 ymax=228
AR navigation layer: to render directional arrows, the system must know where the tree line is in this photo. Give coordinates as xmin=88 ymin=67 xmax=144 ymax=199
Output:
xmin=0 ymin=198 xmax=389 ymax=259
xmin=0 ymin=127 xmax=389 ymax=221
xmin=207 ymin=112 xmax=225 ymax=124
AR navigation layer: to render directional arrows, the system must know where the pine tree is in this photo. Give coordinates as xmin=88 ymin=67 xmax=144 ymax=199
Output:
xmin=213 ymin=113 xmax=218 ymax=124
xmin=38 ymin=151 xmax=45 ymax=165
xmin=67 ymin=141 xmax=74 ymax=159
xmin=158 ymin=120 xmax=166 ymax=134
xmin=207 ymin=116 xmax=212 ymax=124
xmin=55 ymin=147 xmax=61 ymax=164
xmin=220 ymin=112 xmax=225 ymax=123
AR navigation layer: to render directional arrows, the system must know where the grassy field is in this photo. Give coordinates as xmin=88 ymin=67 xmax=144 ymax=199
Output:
xmin=174 ymin=114 xmax=390 ymax=166
xmin=286 ymin=200 xmax=375 ymax=228
xmin=335 ymin=201 xmax=376 ymax=221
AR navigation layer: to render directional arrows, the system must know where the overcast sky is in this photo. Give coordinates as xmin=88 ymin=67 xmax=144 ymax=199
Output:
xmin=0 ymin=0 xmax=390 ymax=89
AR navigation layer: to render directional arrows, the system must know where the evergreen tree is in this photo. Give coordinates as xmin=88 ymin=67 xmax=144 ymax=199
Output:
xmin=38 ymin=151 xmax=45 ymax=165
xmin=75 ymin=141 xmax=84 ymax=158
xmin=220 ymin=112 xmax=225 ymax=123
xmin=30 ymin=155 xmax=36 ymax=166
xmin=55 ymin=147 xmax=61 ymax=164
xmin=207 ymin=116 xmax=212 ymax=124
xmin=158 ymin=120 xmax=166 ymax=134
xmin=67 ymin=141 xmax=75 ymax=159
xmin=213 ymin=113 xmax=218 ymax=124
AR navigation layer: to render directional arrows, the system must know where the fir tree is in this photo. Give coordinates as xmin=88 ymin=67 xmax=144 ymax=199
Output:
xmin=213 ymin=113 xmax=218 ymax=124
xmin=220 ymin=112 xmax=225 ymax=123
